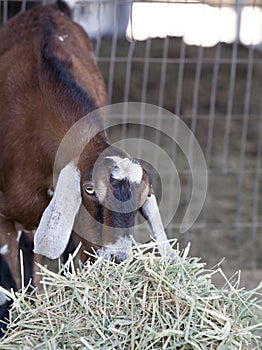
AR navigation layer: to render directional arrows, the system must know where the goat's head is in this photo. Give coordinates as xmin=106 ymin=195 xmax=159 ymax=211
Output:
xmin=76 ymin=146 xmax=152 ymax=262
xmin=34 ymin=140 xmax=170 ymax=262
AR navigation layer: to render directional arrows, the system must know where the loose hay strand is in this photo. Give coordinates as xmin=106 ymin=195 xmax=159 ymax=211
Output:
xmin=0 ymin=242 xmax=261 ymax=349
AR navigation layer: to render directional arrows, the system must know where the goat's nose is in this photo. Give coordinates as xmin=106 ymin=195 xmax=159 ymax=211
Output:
xmin=110 ymin=178 xmax=132 ymax=202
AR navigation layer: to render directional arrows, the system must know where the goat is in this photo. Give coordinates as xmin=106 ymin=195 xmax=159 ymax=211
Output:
xmin=0 ymin=1 xmax=172 ymax=335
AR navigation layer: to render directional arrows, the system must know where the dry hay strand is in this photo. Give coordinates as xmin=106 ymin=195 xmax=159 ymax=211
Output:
xmin=0 ymin=242 xmax=261 ymax=349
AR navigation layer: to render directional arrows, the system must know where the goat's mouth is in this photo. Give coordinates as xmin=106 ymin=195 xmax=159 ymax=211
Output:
xmin=96 ymin=248 xmax=129 ymax=264
xmin=95 ymin=236 xmax=132 ymax=264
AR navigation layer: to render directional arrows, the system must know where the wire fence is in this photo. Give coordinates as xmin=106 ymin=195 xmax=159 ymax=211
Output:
xmin=1 ymin=0 xmax=261 ymax=272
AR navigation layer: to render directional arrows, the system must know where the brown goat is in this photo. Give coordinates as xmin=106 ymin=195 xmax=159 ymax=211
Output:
xmin=0 ymin=1 xmax=172 ymax=335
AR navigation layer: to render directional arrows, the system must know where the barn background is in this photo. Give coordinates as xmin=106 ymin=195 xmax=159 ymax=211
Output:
xmin=1 ymin=0 xmax=261 ymax=287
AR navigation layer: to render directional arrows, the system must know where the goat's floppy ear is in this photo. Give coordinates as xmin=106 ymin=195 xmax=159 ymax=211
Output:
xmin=140 ymin=194 xmax=173 ymax=257
xmin=34 ymin=162 xmax=82 ymax=259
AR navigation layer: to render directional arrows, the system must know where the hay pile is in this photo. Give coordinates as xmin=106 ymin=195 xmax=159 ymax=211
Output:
xmin=0 ymin=242 xmax=261 ymax=349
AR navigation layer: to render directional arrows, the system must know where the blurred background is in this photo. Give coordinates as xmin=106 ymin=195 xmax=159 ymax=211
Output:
xmin=1 ymin=0 xmax=261 ymax=287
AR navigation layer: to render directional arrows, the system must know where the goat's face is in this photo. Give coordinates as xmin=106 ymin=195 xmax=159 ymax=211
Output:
xmin=77 ymin=149 xmax=151 ymax=262
xmin=34 ymin=147 xmax=169 ymax=261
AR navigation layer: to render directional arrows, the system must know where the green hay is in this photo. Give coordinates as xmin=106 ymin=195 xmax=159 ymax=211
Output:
xmin=0 ymin=242 xmax=261 ymax=349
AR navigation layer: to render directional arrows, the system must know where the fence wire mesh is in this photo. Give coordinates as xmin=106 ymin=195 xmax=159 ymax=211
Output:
xmin=1 ymin=0 xmax=261 ymax=273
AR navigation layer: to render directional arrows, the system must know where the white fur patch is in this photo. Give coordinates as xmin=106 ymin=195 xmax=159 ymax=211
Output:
xmin=64 ymin=0 xmax=77 ymax=9
xmin=97 ymin=236 xmax=132 ymax=262
xmin=57 ymin=35 xmax=68 ymax=43
xmin=16 ymin=230 xmax=22 ymax=242
xmin=142 ymin=194 xmax=174 ymax=257
xmin=34 ymin=162 xmax=82 ymax=259
xmin=107 ymin=156 xmax=143 ymax=184
xmin=47 ymin=188 xmax=54 ymax=197
xmin=0 ymin=290 xmax=7 ymax=305
xmin=0 ymin=244 xmax=8 ymax=255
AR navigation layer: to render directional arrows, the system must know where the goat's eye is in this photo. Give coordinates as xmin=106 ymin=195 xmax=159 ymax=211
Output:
xmin=84 ymin=185 xmax=95 ymax=195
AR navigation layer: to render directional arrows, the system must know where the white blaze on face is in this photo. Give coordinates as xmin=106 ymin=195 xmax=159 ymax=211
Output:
xmin=107 ymin=156 xmax=143 ymax=184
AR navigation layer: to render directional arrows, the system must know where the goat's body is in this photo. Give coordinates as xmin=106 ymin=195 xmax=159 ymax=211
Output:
xmin=0 ymin=2 xmax=171 ymax=337
xmin=0 ymin=4 xmax=107 ymax=229
xmin=0 ymin=4 xmax=108 ymax=333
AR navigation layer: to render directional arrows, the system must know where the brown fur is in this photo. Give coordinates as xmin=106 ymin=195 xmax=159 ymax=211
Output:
xmin=0 ymin=3 xmax=108 ymax=289
xmin=0 ymin=4 xmax=107 ymax=229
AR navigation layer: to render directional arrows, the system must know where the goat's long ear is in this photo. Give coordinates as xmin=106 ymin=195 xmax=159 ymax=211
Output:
xmin=140 ymin=194 xmax=173 ymax=257
xmin=34 ymin=162 xmax=82 ymax=259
